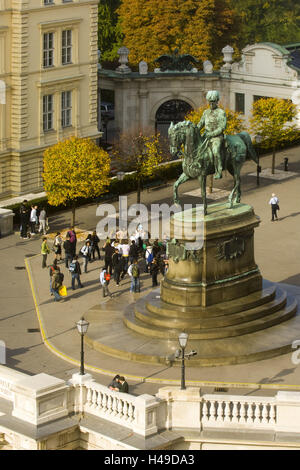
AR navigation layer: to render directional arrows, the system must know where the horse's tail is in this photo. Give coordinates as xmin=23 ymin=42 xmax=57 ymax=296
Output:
xmin=237 ymin=131 xmax=258 ymax=164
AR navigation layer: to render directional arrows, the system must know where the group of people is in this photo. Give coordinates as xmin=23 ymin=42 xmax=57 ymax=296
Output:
xmin=41 ymin=223 xmax=169 ymax=301
xmin=20 ymin=200 xmax=48 ymax=239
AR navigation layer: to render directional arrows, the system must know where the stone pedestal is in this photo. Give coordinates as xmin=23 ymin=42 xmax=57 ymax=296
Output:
xmin=162 ymin=203 xmax=262 ymax=307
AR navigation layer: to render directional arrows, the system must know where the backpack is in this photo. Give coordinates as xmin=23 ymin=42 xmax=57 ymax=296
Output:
xmin=132 ymin=264 xmax=139 ymax=278
xmin=69 ymin=262 xmax=76 ymax=273
xmin=105 ymin=273 xmax=111 ymax=282
xmin=147 ymin=252 xmax=153 ymax=263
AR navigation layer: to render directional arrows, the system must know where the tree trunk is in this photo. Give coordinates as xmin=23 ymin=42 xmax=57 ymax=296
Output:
xmin=71 ymin=202 xmax=76 ymax=227
xmin=137 ymin=178 xmax=141 ymax=204
xmin=272 ymin=148 xmax=276 ymax=175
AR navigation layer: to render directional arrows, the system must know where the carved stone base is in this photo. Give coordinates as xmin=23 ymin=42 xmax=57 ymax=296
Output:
xmin=162 ymin=203 xmax=262 ymax=307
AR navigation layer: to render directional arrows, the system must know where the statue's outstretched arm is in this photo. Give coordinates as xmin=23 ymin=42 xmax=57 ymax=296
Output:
xmin=197 ymin=113 xmax=205 ymax=130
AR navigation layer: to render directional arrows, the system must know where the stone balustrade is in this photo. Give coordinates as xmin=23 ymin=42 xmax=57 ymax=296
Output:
xmin=201 ymin=394 xmax=276 ymax=429
xmin=2 ymin=366 xmax=300 ymax=448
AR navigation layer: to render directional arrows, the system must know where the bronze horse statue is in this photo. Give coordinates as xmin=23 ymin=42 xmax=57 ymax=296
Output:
xmin=168 ymin=120 xmax=258 ymax=214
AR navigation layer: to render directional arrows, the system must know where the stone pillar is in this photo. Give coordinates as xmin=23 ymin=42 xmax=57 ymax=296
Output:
xmin=134 ymin=394 xmax=160 ymax=437
xmin=275 ymin=391 xmax=300 ymax=433
xmin=156 ymin=387 xmax=202 ymax=430
xmin=12 ymin=373 xmax=70 ymax=426
xmin=139 ymin=90 xmax=149 ymax=132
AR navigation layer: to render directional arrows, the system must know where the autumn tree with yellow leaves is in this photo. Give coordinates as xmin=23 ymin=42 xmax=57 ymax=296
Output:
xmin=113 ymin=130 xmax=169 ymax=203
xmin=117 ymin=0 xmax=239 ymax=67
xmin=250 ymin=98 xmax=298 ymax=174
xmin=43 ymin=137 xmax=110 ymax=226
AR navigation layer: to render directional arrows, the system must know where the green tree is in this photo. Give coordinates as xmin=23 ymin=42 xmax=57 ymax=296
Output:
xmin=43 ymin=137 xmax=111 ymax=226
xmin=98 ymin=0 xmax=123 ymax=63
xmin=113 ymin=130 xmax=169 ymax=203
xmin=117 ymin=0 xmax=240 ymax=67
xmin=250 ymin=98 xmax=298 ymax=174
xmin=230 ymin=0 xmax=300 ymax=46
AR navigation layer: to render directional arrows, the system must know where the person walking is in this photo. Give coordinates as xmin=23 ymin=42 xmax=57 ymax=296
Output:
xmin=51 ymin=266 xmax=64 ymax=302
xmin=150 ymin=258 xmax=160 ymax=287
xmin=38 ymin=207 xmax=47 ymax=235
xmin=67 ymin=227 xmax=77 ymax=257
xmin=63 ymin=234 xmax=73 ymax=268
xmin=49 ymin=259 xmax=58 ymax=294
xmin=41 ymin=236 xmax=51 ymax=269
xmin=129 ymin=240 xmax=139 ymax=265
xmin=128 ymin=259 xmax=140 ymax=293
xmin=119 ymin=240 xmax=130 ymax=279
xmin=69 ymin=255 xmax=83 ymax=290
xmin=53 ymin=232 xmax=63 ymax=262
xmin=145 ymin=245 xmax=153 ymax=273
xmin=100 ymin=268 xmax=113 ymax=298
xmin=112 ymin=248 xmax=123 ymax=286
xmin=269 ymin=193 xmax=280 ymax=221
xmin=91 ymin=230 xmax=101 ymax=261
xmin=102 ymin=241 xmax=114 ymax=275
xmin=20 ymin=203 xmax=29 ymax=239
xmin=30 ymin=205 xmax=38 ymax=235
xmin=80 ymin=241 xmax=91 ymax=273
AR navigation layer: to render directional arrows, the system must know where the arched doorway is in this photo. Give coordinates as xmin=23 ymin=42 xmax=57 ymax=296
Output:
xmin=155 ymin=99 xmax=193 ymax=137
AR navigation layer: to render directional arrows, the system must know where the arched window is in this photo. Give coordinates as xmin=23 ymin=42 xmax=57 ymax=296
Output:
xmin=155 ymin=99 xmax=192 ymax=137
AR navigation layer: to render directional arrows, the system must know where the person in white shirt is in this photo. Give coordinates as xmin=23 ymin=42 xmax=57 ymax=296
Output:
xmin=80 ymin=241 xmax=91 ymax=273
xmin=119 ymin=241 xmax=130 ymax=278
xmin=30 ymin=205 xmax=38 ymax=235
xmin=100 ymin=268 xmax=113 ymax=298
xmin=269 ymin=193 xmax=279 ymax=221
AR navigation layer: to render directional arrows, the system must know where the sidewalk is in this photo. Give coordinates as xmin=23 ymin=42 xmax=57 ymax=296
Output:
xmin=2 ymin=145 xmax=300 ymax=396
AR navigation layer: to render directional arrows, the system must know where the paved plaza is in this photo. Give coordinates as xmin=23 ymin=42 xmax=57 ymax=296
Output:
xmin=1 ymin=146 xmax=300 ymax=397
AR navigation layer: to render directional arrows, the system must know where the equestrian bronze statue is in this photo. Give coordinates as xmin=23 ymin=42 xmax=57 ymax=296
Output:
xmin=168 ymin=90 xmax=258 ymax=214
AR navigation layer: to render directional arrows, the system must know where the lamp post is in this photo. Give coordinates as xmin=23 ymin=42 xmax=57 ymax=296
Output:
xmin=178 ymin=332 xmax=189 ymax=390
xmin=76 ymin=317 xmax=89 ymax=376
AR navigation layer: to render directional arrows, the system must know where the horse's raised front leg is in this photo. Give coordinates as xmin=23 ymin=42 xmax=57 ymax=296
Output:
xmin=173 ymin=172 xmax=190 ymax=205
xmin=198 ymin=175 xmax=207 ymax=215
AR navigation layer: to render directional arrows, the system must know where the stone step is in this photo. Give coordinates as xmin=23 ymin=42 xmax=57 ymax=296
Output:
xmin=135 ymin=288 xmax=287 ymax=330
xmin=146 ymin=284 xmax=276 ymax=319
xmin=124 ymin=295 xmax=297 ymax=340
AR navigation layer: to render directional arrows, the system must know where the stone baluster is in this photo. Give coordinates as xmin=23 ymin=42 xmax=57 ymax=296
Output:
xmin=123 ymin=400 xmax=129 ymax=420
xmin=253 ymin=403 xmax=262 ymax=425
xmin=112 ymin=396 xmax=118 ymax=416
xmin=224 ymin=401 xmax=231 ymax=423
xmin=117 ymin=398 xmax=124 ymax=418
xmin=216 ymin=401 xmax=224 ymax=422
xmin=231 ymin=401 xmax=239 ymax=424
xmin=270 ymin=404 xmax=276 ymax=424
xmin=261 ymin=403 xmax=269 ymax=425
xmin=97 ymin=391 xmax=102 ymax=410
xmin=86 ymin=387 xmax=92 ymax=407
xmin=128 ymin=402 xmax=134 ymax=422
xmin=201 ymin=401 xmax=209 ymax=423
xmin=107 ymin=394 xmax=113 ymax=414
xmin=101 ymin=392 xmax=107 ymax=411
xmin=92 ymin=389 xmax=97 ymax=408
xmin=239 ymin=402 xmax=247 ymax=424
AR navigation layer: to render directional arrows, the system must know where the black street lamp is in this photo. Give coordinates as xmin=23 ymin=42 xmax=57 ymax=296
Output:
xmin=178 ymin=332 xmax=189 ymax=390
xmin=76 ymin=317 xmax=89 ymax=376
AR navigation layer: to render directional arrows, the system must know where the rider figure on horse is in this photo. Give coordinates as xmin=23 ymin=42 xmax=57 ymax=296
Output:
xmin=197 ymin=90 xmax=227 ymax=179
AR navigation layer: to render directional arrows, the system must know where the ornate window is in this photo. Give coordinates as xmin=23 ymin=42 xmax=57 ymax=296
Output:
xmin=43 ymin=95 xmax=54 ymax=131
xmin=61 ymin=91 xmax=72 ymax=127
xmin=62 ymin=30 xmax=72 ymax=65
xmin=43 ymin=32 xmax=54 ymax=68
